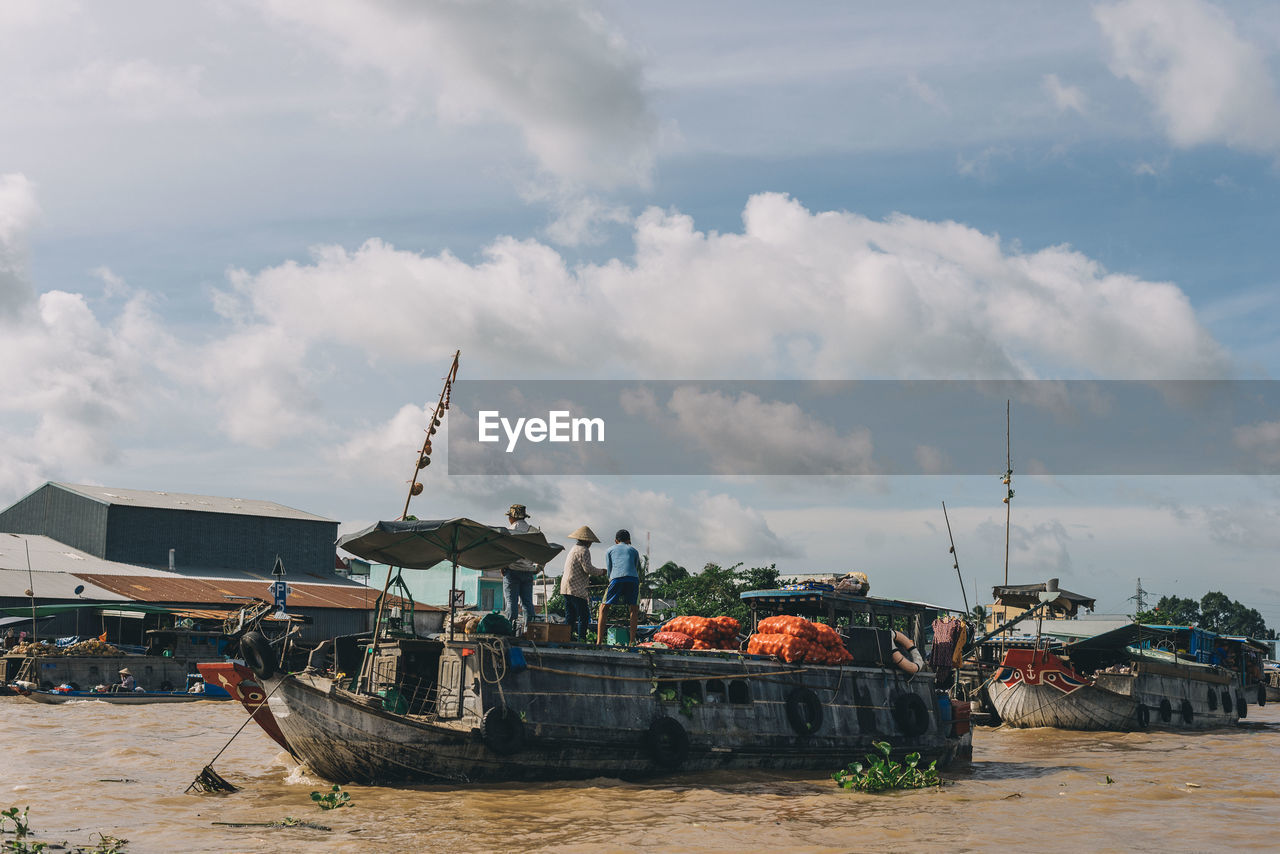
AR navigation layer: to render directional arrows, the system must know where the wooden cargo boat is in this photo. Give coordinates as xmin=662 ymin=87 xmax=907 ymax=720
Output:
xmin=245 ymin=518 xmax=972 ymax=785
xmin=987 ymin=647 xmax=1139 ymax=730
xmin=988 ymin=625 xmax=1248 ymax=731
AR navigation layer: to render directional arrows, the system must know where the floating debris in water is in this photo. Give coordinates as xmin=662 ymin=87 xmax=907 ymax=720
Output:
xmin=187 ymin=765 xmax=238 ymax=794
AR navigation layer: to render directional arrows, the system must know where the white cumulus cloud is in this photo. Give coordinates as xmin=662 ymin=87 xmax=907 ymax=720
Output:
xmin=259 ymin=0 xmax=658 ymax=189
xmin=1096 ymin=0 xmax=1280 ymax=153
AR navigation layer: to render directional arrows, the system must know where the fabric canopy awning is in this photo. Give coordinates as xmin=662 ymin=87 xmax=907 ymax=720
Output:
xmin=337 ymin=518 xmax=565 ymax=571
xmin=992 ymin=583 xmax=1096 ymax=617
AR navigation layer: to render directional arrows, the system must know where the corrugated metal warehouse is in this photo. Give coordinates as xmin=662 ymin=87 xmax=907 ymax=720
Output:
xmin=0 ymin=484 xmax=443 ymax=644
xmin=0 ymin=483 xmax=337 ymax=577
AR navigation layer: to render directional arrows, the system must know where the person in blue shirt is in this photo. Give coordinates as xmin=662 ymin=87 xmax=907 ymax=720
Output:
xmin=597 ymin=529 xmax=641 ymax=645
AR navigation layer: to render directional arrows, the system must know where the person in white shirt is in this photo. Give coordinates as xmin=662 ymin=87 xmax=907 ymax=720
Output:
xmin=502 ymin=504 xmax=540 ymax=631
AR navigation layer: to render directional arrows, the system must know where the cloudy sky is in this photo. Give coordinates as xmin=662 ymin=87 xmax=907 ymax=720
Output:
xmin=2 ymin=0 xmax=1280 ymax=624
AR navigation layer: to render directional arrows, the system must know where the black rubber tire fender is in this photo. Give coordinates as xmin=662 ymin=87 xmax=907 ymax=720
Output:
xmin=1135 ymin=704 xmax=1150 ymax=730
xmin=1236 ymin=694 xmax=1247 ymax=719
xmin=785 ymin=686 xmax=824 ymax=736
xmin=855 ymin=685 xmax=878 ymax=733
xmin=1206 ymin=689 xmax=1217 ymax=711
xmin=645 ymin=715 xmax=690 ymax=768
xmin=481 ymin=706 xmax=525 ymax=756
xmin=1258 ymin=684 xmax=1267 ymax=707
xmin=1222 ymin=691 xmax=1233 ymax=716
xmin=1158 ymin=697 xmax=1172 ymax=723
xmin=1180 ymin=699 xmax=1194 ymax=725
xmin=891 ymin=692 xmax=931 ymax=737
xmin=241 ymin=631 xmax=276 ymax=680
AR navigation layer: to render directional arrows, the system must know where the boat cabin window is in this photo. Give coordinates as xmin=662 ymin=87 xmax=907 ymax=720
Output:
xmin=705 ymin=681 xmax=727 ymax=703
xmin=680 ymin=680 xmax=704 ymax=703
xmin=727 ymin=679 xmax=751 ymax=704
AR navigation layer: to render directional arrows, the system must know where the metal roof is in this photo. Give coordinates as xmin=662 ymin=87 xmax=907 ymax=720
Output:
xmin=0 ymin=534 xmax=171 ymax=576
xmin=0 ymin=569 xmax=130 ymax=601
xmin=52 ymin=483 xmax=334 ymax=523
xmin=75 ymin=574 xmax=442 ymax=611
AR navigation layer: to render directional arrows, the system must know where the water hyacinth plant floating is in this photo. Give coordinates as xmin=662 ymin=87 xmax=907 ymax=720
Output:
xmin=831 ymin=741 xmax=942 ymax=792
xmin=310 ymin=784 xmax=352 ymax=810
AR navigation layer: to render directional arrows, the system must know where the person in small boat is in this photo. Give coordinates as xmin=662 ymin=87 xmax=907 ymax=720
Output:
xmin=113 ymin=667 xmax=136 ymax=692
xmin=561 ymin=526 xmax=604 ymax=640
xmin=502 ymin=504 xmax=540 ymax=632
xmin=597 ymin=529 xmax=641 ymax=645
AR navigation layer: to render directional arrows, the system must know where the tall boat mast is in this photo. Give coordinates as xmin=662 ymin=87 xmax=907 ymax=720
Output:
xmin=1002 ymin=399 xmax=1013 ymax=586
xmin=401 ymin=350 xmax=461 ymax=520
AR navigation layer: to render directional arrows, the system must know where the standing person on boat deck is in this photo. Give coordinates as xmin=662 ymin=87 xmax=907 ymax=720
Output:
xmin=561 ymin=526 xmax=605 ymax=640
xmin=502 ymin=504 xmax=540 ymax=633
xmin=597 ymin=529 xmax=641 ymax=645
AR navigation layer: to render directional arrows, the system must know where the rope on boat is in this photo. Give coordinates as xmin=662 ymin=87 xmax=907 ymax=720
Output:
xmin=185 ymin=672 xmax=294 ymax=794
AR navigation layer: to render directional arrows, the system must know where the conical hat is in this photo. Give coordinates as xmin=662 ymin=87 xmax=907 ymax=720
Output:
xmin=568 ymin=525 xmax=599 ymax=543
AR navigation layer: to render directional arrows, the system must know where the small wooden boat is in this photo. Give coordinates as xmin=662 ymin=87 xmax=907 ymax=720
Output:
xmin=21 ymin=688 xmax=230 ymax=705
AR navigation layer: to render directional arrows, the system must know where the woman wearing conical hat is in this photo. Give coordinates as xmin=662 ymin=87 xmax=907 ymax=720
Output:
xmin=561 ymin=526 xmax=605 ymax=641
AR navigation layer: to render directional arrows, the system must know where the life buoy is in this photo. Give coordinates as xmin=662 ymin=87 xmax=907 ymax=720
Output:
xmin=645 ymin=716 xmax=690 ymax=767
xmin=481 ymin=706 xmax=525 ymax=755
xmin=1236 ymin=694 xmax=1247 ymax=719
xmin=785 ymin=687 xmax=824 ymax=736
xmin=890 ymin=631 xmax=922 ymax=675
xmin=1158 ymin=698 xmax=1172 ymax=723
xmin=1207 ymin=689 xmax=1218 ymax=711
xmin=241 ymin=631 xmax=276 ymax=679
xmin=1222 ymin=691 xmax=1233 ymax=716
xmin=892 ymin=692 xmax=931 ymax=737
xmin=1180 ymin=699 xmax=1194 ymax=725
xmin=1135 ymin=704 xmax=1149 ymax=729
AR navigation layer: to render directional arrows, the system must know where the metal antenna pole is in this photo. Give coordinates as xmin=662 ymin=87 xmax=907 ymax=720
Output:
xmin=1002 ymin=399 xmax=1013 ymax=587
xmin=941 ymin=502 xmax=970 ymax=614
xmin=19 ymin=535 xmax=37 ymax=644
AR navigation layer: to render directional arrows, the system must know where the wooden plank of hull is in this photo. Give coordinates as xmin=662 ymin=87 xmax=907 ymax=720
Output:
xmin=987 ymin=679 xmax=1139 ymax=731
xmin=268 ymin=651 xmax=969 ymax=784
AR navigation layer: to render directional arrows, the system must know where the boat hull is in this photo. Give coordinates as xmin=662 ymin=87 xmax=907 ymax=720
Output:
xmin=197 ymin=661 xmax=294 ymax=754
xmin=22 ymin=689 xmax=227 ymax=705
xmin=268 ymin=642 xmax=971 ymax=784
xmin=987 ymin=674 xmax=1140 ymax=730
xmin=989 ymin=648 xmax=1242 ymax=731
xmin=1095 ymin=662 xmax=1241 ymax=730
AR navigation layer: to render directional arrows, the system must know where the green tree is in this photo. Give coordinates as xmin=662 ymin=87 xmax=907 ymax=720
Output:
xmin=1151 ymin=595 xmax=1199 ymax=626
xmin=740 ymin=563 xmax=781 ymax=593
xmin=659 ymin=562 xmax=784 ymax=625
xmin=647 ymin=561 xmax=690 ymax=597
xmin=1198 ymin=591 xmax=1232 ymax=632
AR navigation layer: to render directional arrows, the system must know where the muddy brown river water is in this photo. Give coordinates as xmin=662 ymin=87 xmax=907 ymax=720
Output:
xmin=1 ymin=696 xmax=1277 ymax=853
